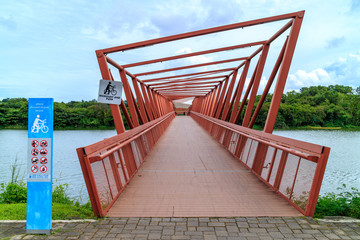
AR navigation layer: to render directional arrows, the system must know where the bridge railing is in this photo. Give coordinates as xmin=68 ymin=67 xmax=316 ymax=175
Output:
xmin=77 ymin=112 xmax=175 ymax=217
xmin=190 ymin=111 xmax=330 ymax=217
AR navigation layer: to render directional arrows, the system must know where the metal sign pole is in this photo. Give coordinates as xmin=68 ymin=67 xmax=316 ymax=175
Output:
xmin=26 ymin=98 xmax=53 ymax=234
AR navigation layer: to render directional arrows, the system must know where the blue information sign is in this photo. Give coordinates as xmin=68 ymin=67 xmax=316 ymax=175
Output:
xmin=26 ymin=98 xmax=53 ymax=234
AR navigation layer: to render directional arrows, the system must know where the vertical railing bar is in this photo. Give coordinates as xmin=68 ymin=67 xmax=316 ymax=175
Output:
xmin=289 ymin=156 xmax=302 ymax=200
xmin=101 ymin=159 xmax=114 ymax=200
xmin=266 ymin=148 xmax=278 ymax=182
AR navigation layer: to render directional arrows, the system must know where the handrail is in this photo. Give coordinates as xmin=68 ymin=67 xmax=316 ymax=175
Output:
xmin=77 ymin=111 xmax=176 ymax=217
xmin=190 ymin=111 xmax=330 ymax=217
xmin=191 ymin=111 xmax=319 ymax=161
xmin=88 ymin=112 xmax=174 ymax=162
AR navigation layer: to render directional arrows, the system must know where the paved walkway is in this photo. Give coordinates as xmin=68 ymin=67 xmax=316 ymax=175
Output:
xmin=1 ymin=217 xmax=359 ymax=240
xmin=108 ymin=117 xmax=300 ymax=217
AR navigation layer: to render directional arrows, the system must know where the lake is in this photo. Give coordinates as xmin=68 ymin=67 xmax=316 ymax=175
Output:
xmin=0 ymin=129 xmax=359 ymax=203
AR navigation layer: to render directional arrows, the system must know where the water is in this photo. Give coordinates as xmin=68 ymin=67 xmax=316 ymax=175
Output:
xmin=273 ymin=130 xmax=360 ymax=195
xmin=0 ymin=129 xmax=116 ymax=203
xmin=0 ymin=129 xmax=359 ymax=202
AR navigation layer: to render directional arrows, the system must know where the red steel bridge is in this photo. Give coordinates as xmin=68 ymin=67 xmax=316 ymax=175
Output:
xmin=77 ymin=11 xmax=330 ymax=218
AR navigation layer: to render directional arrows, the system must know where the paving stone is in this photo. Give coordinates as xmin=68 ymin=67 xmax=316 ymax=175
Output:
xmin=215 ymin=230 xmax=228 ymax=236
xmin=0 ymin=217 xmax=359 ymax=239
xmin=208 ymin=222 xmax=225 ymax=227
xmin=199 ymin=218 xmax=210 ymax=222
xmin=171 ymin=218 xmax=187 ymax=222
xmin=197 ymin=226 xmax=215 ymax=232
xmin=149 ymin=232 xmax=162 ymax=239
xmin=226 ymin=226 xmax=239 ymax=232
xmin=187 ymin=221 xmax=199 ymax=227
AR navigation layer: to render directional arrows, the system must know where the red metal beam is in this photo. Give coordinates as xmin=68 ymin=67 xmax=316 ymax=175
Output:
xmin=120 ymin=41 xmax=264 ymax=69
xmin=97 ymin=11 xmax=302 ymax=53
xmin=96 ymin=52 xmax=126 ymax=134
xmin=264 ymin=12 xmax=304 ymax=133
xmin=148 ymin=77 xmax=224 ymax=87
xmin=135 ymin=58 xmax=247 ymax=77
xmin=141 ymin=68 xmax=235 ymax=82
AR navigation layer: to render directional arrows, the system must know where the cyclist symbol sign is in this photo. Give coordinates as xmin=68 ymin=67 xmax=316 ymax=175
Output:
xmin=31 ymin=115 xmax=49 ymax=133
xmin=98 ymin=79 xmax=122 ymax=105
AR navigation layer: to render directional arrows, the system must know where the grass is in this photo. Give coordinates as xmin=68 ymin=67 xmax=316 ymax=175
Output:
xmin=0 ymin=203 xmax=95 ymax=220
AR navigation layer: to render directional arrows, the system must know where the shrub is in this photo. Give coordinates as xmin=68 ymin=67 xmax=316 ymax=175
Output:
xmin=52 ymin=184 xmax=73 ymax=205
xmin=315 ymin=184 xmax=360 ymax=219
xmin=0 ymin=182 xmax=27 ymax=204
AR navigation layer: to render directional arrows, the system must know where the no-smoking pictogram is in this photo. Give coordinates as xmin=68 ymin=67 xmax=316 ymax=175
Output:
xmin=31 ymin=140 xmax=39 ymax=148
xmin=40 ymin=140 xmax=48 ymax=148
xmin=40 ymin=165 xmax=47 ymax=173
xmin=40 ymin=157 xmax=47 ymax=164
xmin=31 ymin=157 xmax=39 ymax=164
xmin=31 ymin=165 xmax=38 ymax=173
xmin=40 ymin=148 xmax=47 ymax=156
xmin=31 ymin=148 xmax=39 ymax=156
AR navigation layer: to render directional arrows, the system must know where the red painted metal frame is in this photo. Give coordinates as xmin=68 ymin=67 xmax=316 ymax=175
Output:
xmin=190 ymin=111 xmax=330 ymax=217
xmin=77 ymin=112 xmax=175 ymax=217
xmin=77 ymin=11 xmax=331 ymax=217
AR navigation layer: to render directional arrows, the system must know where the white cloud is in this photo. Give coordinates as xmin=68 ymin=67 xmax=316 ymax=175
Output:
xmin=286 ymin=68 xmax=333 ymax=91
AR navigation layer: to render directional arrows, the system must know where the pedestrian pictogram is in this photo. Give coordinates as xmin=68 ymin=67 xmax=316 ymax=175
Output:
xmin=40 ymin=148 xmax=47 ymax=156
xmin=31 ymin=157 xmax=39 ymax=164
xmin=40 ymin=140 xmax=48 ymax=148
xmin=40 ymin=165 xmax=47 ymax=173
xmin=31 ymin=148 xmax=39 ymax=156
xmin=31 ymin=140 xmax=39 ymax=148
xmin=104 ymin=82 xmax=117 ymax=95
xmin=31 ymin=165 xmax=38 ymax=173
xmin=98 ymin=80 xmax=122 ymax=105
xmin=40 ymin=157 xmax=47 ymax=164
xmin=31 ymin=115 xmax=49 ymax=133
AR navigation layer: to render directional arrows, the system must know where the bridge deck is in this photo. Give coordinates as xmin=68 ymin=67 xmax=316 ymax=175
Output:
xmin=107 ymin=116 xmax=302 ymax=217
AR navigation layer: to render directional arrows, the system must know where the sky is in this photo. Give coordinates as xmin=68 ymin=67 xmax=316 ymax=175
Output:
xmin=0 ymin=0 xmax=359 ymax=102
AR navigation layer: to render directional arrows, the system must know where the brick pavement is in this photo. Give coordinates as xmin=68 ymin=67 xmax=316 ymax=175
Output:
xmin=1 ymin=217 xmax=359 ymax=240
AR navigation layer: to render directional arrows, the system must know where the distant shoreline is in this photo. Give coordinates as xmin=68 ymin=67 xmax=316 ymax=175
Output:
xmin=2 ymin=125 xmax=360 ymax=131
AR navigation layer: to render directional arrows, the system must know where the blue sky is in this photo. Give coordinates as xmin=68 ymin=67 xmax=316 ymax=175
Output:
xmin=0 ymin=0 xmax=359 ymax=102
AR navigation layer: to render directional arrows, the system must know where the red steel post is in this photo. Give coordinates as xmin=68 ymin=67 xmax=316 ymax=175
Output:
xmin=119 ymin=69 xmax=140 ymax=127
xmin=140 ymin=83 xmax=155 ymax=120
xmin=229 ymin=59 xmax=250 ymax=123
xmin=96 ymin=52 xmax=125 ymax=134
xmin=132 ymin=77 xmax=149 ymax=123
xmin=221 ymin=70 xmax=238 ymax=121
xmin=242 ymin=44 xmax=269 ymax=127
xmin=264 ymin=12 xmax=304 ymax=133
xmin=214 ymin=77 xmax=229 ymax=118
xmin=249 ymin=37 xmax=288 ymax=128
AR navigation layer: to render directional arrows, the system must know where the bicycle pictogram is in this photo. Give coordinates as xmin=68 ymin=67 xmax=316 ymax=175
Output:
xmin=31 ymin=115 xmax=49 ymax=133
xmin=104 ymin=82 xmax=117 ymax=95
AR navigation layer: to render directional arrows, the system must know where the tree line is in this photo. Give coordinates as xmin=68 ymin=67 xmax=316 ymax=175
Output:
xmin=0 ymin=85 xmax=359 ymax=130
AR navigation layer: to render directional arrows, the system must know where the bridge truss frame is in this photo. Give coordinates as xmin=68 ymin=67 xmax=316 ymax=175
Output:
xmin=77 ymin=11 xmax=330 ymax=217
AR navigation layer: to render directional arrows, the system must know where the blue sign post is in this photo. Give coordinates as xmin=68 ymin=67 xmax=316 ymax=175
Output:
xmin=26 ymin=98 xmax=53 ymax=234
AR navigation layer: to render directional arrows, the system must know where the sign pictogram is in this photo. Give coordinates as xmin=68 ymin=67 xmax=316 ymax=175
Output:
xmin=31 ymin=148 xmax=39 ymax=156
xmin=40 ymin=157 xmax=47 ymax=164
xmin=31 ymin=140 xmax=39 ymax=148
xmin=40 ymin=165 xmax=47 ymax=173
xmin=40 ymin=140 xmax=48 ymax=148
xmin=31 ymin=165 xmax=38 ymax=173
xmin=31 ymin=157 xmax=39 ymax=164
xmin=98 ymin=79 xmax=123 ymax=105
xmin=27 ymin=98 xmax=53 ymax=234
xmin=40 ymin=148 xmax=47 ymax=156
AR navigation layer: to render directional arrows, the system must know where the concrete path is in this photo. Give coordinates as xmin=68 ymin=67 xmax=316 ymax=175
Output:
xmin=1 ymin=217 xmax=359 ymax=239
xmin=108 ymin=116 xmax=300 ymax=217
